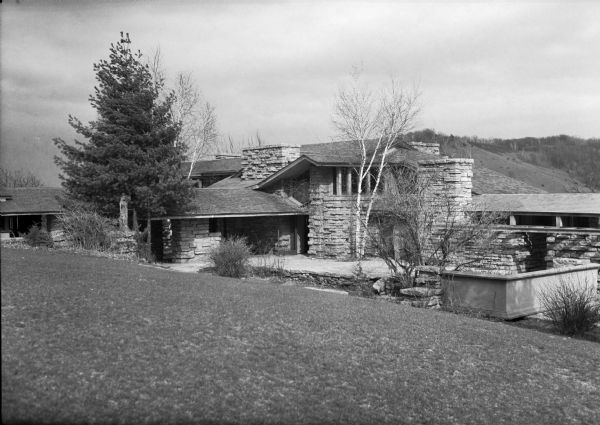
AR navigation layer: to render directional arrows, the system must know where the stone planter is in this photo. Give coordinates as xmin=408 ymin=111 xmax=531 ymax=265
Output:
xmin=441 ymin=264 xmax=599 ymax=319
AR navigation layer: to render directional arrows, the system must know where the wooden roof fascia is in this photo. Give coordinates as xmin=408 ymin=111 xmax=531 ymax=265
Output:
xmin=150 ymin=211 xmax=307 ymax=221
xmin=255 ymin=156 xmax=319 ymax=189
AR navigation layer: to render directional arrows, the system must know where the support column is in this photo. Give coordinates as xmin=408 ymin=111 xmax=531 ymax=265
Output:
xmin=336 ymin=167 xmax=342 ymax=195
xmin=555 ymin=216 xmax=563 ymax=227
xmin=346 ymin=168 xmax=352 ymax=195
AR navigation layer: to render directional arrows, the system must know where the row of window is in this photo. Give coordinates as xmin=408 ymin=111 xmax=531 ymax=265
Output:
xmin=331 ymin=167 xmax=382 ymax=195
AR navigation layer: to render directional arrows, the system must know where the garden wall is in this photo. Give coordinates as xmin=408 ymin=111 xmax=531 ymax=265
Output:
xmin=442 ymin=263 xmax=599 ymax=319
xmin=459 ymin=231 xmax=547 ymax=275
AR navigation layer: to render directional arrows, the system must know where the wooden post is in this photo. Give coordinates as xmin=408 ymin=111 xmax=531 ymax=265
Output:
xmin=555 ymin=216 xmax=563 ymax=227
xmin=336 ymin=167 xmax=342 ymax=195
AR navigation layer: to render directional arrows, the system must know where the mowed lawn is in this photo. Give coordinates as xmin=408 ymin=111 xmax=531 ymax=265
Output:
xmin=2 ymin=248 xmax=599 ymax=425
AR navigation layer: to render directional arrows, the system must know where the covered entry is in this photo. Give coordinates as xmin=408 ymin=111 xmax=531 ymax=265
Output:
xmin=150 ymin=188 xmax=308 ymax=262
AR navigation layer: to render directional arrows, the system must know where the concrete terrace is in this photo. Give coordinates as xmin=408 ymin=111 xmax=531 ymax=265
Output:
xmin=158 ymin=254 xmax=392 ymax=278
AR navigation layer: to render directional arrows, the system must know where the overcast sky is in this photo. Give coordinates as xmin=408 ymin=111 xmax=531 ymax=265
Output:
xmin=1 ymin=0 xmax=599 ymax=185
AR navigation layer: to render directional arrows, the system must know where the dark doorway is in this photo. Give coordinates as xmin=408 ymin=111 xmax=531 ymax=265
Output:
xmin=292 ymin=215 xmax=309 ymax=254
xmin=150 ymin=220 xmax=164 ymax=261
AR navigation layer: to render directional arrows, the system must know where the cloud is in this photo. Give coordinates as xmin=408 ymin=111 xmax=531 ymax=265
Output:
xmin=2 ymin=0 xmax=600 ymax=184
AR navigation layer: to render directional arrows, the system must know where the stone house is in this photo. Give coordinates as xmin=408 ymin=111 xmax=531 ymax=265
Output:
xmin=0 ymin=187 xmax=63 ymax=239
xmin=150 ymin=137 xmax=600 ymax=285
xmin=151 ymin=139 xmax=475 ymax=262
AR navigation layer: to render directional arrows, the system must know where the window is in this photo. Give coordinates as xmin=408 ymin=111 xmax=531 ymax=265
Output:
xmin=331 ymin=167 xmax=382 ymax=195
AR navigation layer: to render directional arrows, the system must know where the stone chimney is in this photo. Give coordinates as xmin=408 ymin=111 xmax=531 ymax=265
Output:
xmin=241 ymin=145 xmax=301 ymax=180
xmin=417 ymin=158 xmax=473 ymax=213
xmin=406 ymin=140 xmax=440 ymax=155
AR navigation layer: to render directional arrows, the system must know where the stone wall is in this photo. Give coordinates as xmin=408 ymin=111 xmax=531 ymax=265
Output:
xmin=546 ymin=232 xmax=600 ymax=267
xmin=459 ymin=231 xmax=547 ymax=275
xmin=241 ymin=145 xmax=301 ymax=180
xmin=417 ymin=158 xmax=473 ymax=213
xmin=162 ymin=219 xmax=221 ymax=263
xmin=307 ymin=167 xmax=355 ymax=258
xmin=453 ymin=230 xmax=600 ymax=289
xmin=306 ymin=159 xmax=474 ymax=259
xmin=546 ymin=232 xmax=600 ymax=288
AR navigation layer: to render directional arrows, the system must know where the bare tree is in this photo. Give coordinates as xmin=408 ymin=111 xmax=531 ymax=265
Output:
xmin=147 ymin=48 xmax=219 ymax=178
xmin=369 ymin=167 xmax=503 ymax=288
xmin=332 ymin=72 xmax=420 ymax=257
xmin=0 ymin=167 xmax=43 ymax=187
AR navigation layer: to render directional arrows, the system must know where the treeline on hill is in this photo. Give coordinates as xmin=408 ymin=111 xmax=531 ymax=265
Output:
xmin=406 ymin=130 xmax=600 ymax=191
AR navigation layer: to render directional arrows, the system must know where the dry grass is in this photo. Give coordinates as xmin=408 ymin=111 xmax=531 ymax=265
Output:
xmin=2 ymin=248 xmax=600 ymax=424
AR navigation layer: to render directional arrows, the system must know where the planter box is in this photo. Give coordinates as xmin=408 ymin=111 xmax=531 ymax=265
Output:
xmin=441 ymin=264 xmax=599 ymax=319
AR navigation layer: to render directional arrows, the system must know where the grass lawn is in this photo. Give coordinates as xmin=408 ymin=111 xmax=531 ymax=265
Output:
xmin=2 ymin=248 xmax=599 ymax=424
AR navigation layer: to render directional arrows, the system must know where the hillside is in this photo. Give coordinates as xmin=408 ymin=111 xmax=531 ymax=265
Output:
xmin=407 ymin=130 xmax=596 ymax=193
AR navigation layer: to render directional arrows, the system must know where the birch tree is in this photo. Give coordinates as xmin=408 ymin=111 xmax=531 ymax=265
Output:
xmin=148 ymin=49 xmax=218 ymax=178
xmin=333 ymin=73 xmax=420 ymax=257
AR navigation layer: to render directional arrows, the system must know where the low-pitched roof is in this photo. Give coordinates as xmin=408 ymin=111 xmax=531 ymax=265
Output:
xmin=475 ymin=193 xmax=600 ymax=215
xmin=186 ymin=158 xmax=243 ymax=176
xmin=206 ymin=176 xmax=260 ymax=189
xmin=157 ymin=188 xmax=305 ymax=219
xmin=188 ymin=139 xmax=422 ymax=178
xmin=299 ymin=139 xmax=438 ymax=165
xmin=0 ymin=187 xmax=63 ymax=215
xmin=472 ymin=167 xmax=547 ymax=195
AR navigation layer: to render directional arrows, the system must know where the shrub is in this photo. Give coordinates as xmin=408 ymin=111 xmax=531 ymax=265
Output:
xmin=23 ymin=225 xmax=53 ymax=248
xmin=539 ymin=277 xmax=600 ymax=336
xmin=250 ymin=254 xmax=286 ymax=279
xmin=57 ymin=200 xmax=116 ymax=251
xmin=209 ymin=236 xmax=251 ymax=278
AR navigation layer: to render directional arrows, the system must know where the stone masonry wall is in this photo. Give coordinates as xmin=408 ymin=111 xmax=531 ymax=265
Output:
xmin=546 ymin=232 xmax=600 ymax=288
xmin=162 ymin=219 xmax=221 ymax=263
xmin=417 ymin=158 xmax=473 ymax=213
xmin=241 ymin=145 xmax=301 ymax=180
xmin=307 ymin=167 xmax=355 ymax=258
xmin=308 ymin=195 xmax=356 ymax=258
xmin=458 ymin=231 xmax=547 ymax=275
xmin=546 ymin=233 xmax=600 ymax=267
xmin=307 ymin=160 xmax=474 ymax=259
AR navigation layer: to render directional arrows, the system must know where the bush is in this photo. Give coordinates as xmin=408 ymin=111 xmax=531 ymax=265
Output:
xmin=539 ymin=277 xmax=600 ymax=336
xmin=250 ymin=254 xmax=286 ymax=279
xmin=57 ymin=201 xmax=116 ymax=251
xmin=23 ymin=225 xmax=53 ymax=248
xmin=209 ymin=236 xmax=251 ymax=278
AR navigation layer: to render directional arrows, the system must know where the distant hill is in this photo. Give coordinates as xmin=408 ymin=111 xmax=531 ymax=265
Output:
xmin=406 ymin=130 xmax=598 ymax=193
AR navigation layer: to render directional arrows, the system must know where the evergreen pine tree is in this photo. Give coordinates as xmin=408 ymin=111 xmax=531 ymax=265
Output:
xmin=54 ymin=32 xmax=192 ymax=223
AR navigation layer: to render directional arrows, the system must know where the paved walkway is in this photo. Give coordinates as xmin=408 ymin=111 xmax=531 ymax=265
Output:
xmin=156 ymin=254 xmax=391 ymax=278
